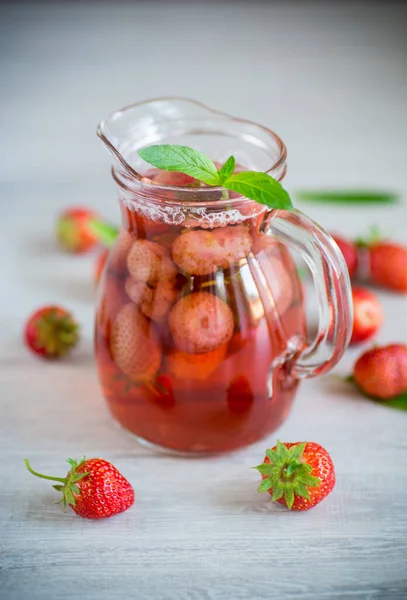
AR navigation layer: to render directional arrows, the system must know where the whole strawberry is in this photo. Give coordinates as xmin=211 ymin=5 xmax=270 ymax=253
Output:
xmin=25 ymin=457 xmax=134 ymax=519
xmin=350 ymin=286 xmax=383 ymax=344
xmin=56 ymin=207 xmax=100 ymax=254
xmin=24 ymin=306 xmax=79 ymax=358
xmin=331 ymin=233 xmax=359 ymax=278
xmin=255 ymin=440 xmax=335 ymax=510
xmin=353 ymin=344 xmax=407 ymax=400
xmin=368 ymin=241 xmax=407 ymax=293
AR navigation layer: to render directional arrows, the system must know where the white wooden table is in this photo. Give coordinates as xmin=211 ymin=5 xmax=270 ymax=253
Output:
xmin=1 ymin=3 xmax=407 ymax=599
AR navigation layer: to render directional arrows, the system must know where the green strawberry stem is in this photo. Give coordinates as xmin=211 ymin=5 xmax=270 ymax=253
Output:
xmin=88 ymin=219 xmax=119 ymax=248
xmin=254 ymin=440 xmax=320 ymax=509
xmin=25 ymin=459 xmax=66 ymax=483
xmin=25 ymin=458 xmax=89 ymax=507
xmin=355 ymin=225 xmax=386 ymax=248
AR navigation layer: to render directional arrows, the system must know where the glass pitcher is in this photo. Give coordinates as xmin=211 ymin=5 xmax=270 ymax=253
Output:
xmin=95 ymin=98 xmax=352 ymax=454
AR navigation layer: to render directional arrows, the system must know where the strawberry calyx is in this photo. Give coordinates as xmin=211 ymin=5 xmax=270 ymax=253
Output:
xmin=33 ymin=309 xmax=79 ymax=357
xmin=25 ymin=458 xmax=89 ymax=507
xmin=355 ymin=225 xmax=385 ymax=249
xmin=254 ymin=441 xmax=321 ymax=509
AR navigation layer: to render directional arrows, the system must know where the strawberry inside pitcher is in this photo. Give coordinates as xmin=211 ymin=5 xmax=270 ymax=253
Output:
xmin=95 ymin=169 xmax=306 ymax=453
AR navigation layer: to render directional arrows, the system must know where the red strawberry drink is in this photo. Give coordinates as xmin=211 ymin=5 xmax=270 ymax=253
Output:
xmin=96 ymin=98 xmax=353 ymax=453
xmin=95 ymin=169 xmax=305 ymax=454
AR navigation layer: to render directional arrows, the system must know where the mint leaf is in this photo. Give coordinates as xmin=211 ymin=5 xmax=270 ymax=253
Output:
xmin=224 ymin=171 xmax=293 ymax=210
xmin=218 ymin=155 xmax=236 ymax=184
xmin=88 ymin=220 xmax=118 ymax=248
xmin=138 ymin=145 xmax=220 ymax=186
xmin=296 ymin=190 xmax=399 ymax=205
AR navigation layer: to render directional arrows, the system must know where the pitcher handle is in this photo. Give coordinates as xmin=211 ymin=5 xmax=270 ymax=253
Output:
xmin=264 ymin=209 xmax=353 ymax=379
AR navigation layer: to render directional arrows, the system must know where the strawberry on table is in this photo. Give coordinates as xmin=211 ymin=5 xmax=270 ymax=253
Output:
xmin=350 ymin=286 xmax=383 ymax=344
xmin=331 ymin=233 xmax=359 ymax=278
xmin=56 ymin=207 xmax=100 ymax=254
xmin=255 ymin=440 xmax=335 ymax=511
xmin=368 ymin=241 xmax=407 ymax=294
xmin=25 ymin=457 xmax=134 ymax=519
xmin=24 ymin=306 xmax=79 ymax=359
xmin=353 ymin=344 xmax=407 ymax=400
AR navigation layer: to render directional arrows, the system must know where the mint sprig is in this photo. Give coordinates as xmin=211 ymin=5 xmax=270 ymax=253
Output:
xmin=218 ymin=155 xmax=236 ymax=185
xmin=138 ymin=144 xmax=293 ymax=211
xmin=225 ymin=171 xmax=292 ymax=210
xmin=138 ymin=145 xmax=220 ymax=186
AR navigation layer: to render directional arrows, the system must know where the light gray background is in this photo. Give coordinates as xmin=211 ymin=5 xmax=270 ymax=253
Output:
xmin=1 ymin=2 xmax=407 ymax=599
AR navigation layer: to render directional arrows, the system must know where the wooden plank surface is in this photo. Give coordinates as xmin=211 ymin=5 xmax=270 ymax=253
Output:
xmin=1 ymin=2 xmax=407 ymax=599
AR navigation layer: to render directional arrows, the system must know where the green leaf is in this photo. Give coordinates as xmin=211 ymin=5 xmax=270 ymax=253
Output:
xmin=71 ymin=484 xmax=81 ymax=495
xmin=65 ymin=487 xmax=75 ymax=506
xmin=296 ymin=190 xmax=399 ymax=205
xmin=52 ymin=485 xmax=64 ymax=492
xmin=276 ymin=440 xmax=290 ymax=461
xmin=381 ymin=392 xmax=407 ymax=410
xmin=265 ymin=448 xmax=278 ymax=463
xmin=364 ymin=389 xmax=407 ymax=411
xmin=298 ymin=473 xmax=321 ymax=488
xmin=270 ymin=483 xmax=284 ymax=502
xmin=218 ymin=155 xmax=236 ymax=184
xmin=284 ymin=487 xmax=295 ymax=509
xmin=254 ymin=463 xmax=275 ymax=476
xmin=288 ymin=442 xmax=306 ymax=462
xmin=224 ymin=172 xmax=293 ymax=210
xmin=258 ymin=478 xmax=274 ymax=493
xmin=294 ymin=483 xmax=311 ymax=501
xmin=285 ymin=460 xmax=302 ymax=477
xmin=138 ymin=145 xmax=220 ymax=186
xmin=348 ymin=377 xmax=407 ymax=411
xmin=70 ymin=472 xmax=88 ymax=483
xmin=88 ymin=220 xmax=118 ymax=248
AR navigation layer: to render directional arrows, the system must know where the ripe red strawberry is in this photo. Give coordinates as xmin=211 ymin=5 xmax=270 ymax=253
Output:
xmin=353 ymin=344 xmax=407 ymax=400
xmin=56 ymin=207 xmax=100 ymax=254
xmin=255 ymin=440 xmax=335 ymax=511
xmin=25 ymin=457 xmax=134 ymax=519
xmin=350 ymin=286 xmax=383 ymax=344
xmin=24 ymin=306 xmax=79 ymax=358
xmin=331 ymin=233 xmax=359 ymax=277
xmin=94 ymin=249 xmax=109 ymax=286
xmin=368 ymin=241 xmax=407 ymax=293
